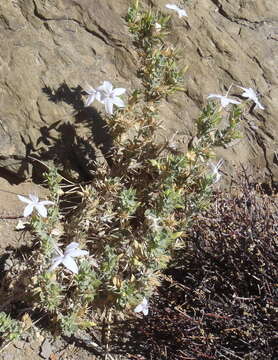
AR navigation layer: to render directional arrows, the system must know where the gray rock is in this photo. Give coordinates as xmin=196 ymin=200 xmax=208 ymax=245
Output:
xmin=0 ymin=0 xmax=277 ymax=183
xmin=51 ymin=337 xmax=64 ymax=352
xmin=39 ymin=338 xmax=53 ymax=359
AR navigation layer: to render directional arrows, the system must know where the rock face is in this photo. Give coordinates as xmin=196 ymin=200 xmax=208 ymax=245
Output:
xmin=0 ymin=0 xmax=277 ymax=183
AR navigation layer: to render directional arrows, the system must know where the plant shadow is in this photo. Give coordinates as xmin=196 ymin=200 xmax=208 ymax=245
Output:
xmin=27 ymin=82 xmax=114 ymax=184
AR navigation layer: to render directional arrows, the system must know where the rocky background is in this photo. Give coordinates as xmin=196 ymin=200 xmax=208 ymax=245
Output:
xmin=0 ymin=1 xmax=277 ymax=359
xmin=0 ymin=0 xmax=278 ymax=186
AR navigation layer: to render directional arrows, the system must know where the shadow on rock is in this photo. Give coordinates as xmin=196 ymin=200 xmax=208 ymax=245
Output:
xmin=32 ymin=82 xmax=115 ymax=182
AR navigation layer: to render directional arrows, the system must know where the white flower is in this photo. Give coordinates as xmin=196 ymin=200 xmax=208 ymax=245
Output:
xmin=134 ymin=297 xmax=149 ymax=316
xmin=96 ymin=81 xmax=126 ymax=115
xmin=165 ymin=4 xmax=187 ymax=18
xmin=210 ymin=159 xmax=224 ymax=183
xmin=146 ymin=213 xmax=161 ymax=232
xmin=15 ymin=220 xmax=27 ymax=230
xmin=49 ymin=242 xmax=89 ymax=274
xmin=18 ymin=194 xmax=54 ymax=218
xmin=237 ymin=86 xmax=264 ymax=110
xmin=84 ymin=86 xmax=101 ymax=107
xmin=154 ymin=22 xmax=162 ymax=30
xmin=207 ymin=94 xmax=241 ymax=108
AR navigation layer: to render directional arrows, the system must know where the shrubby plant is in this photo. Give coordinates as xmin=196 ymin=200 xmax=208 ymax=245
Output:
xmin=1 ymin=0 xmax=248 ymax=346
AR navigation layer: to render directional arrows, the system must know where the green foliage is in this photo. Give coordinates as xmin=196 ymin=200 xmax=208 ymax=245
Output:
xmin=196 ymin=101 xmax=242 ymax=149
xmin=44 ymin=166 xmax=63 ymax=201
xmin=58 ymin=312 xmax=80 ymax=336
xmin=74 ymin=260 xmax=101 ymax=304
xmin=30 ymin=167 xmax=62 ymax=258
xmin=33 ymin=272 xmax=63 ymax=312
xmin=118 ymin=187 xmax=141 ymax=218
xmin=0 ymin=312 xmax=22 ymax=342
xmin=126 ymin=0 xmax=185 ymax=100
xmin=126 ymin=0 xmax=170 ymax=49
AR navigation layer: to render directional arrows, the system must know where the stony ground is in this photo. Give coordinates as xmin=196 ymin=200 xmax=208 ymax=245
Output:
xmin=0 ymin=0 xmax=277 ymax=183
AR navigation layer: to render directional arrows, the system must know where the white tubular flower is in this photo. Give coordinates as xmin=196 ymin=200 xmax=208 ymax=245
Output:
xmin=96 ymin=81 xmax=126 ymax=115
xmin=237 ymin=86 xmax=265 ymax=110
xmin=154 ymin=22 xmax=162 ymax=30
xmin=207 ymin=94 xmax=241 ymax=108
xmin=165 ymin=4 xmax=187 ymax=18
xmin=134 ymin=297 xmax=149 ymax=316
xmin=146 ymin=213 xmax=161 ymax=233
xmin=210 ymin=159 xmax=224 ymax=183
xmin=15 ymin=220 xmax=27 ymax=230
xmin=49 ymin=242 xmax=89 ymax=274
xmin=17 ymin=194 xmax=54 ymax=218
xmin=84 ymin=86 xmax=101 ymax=107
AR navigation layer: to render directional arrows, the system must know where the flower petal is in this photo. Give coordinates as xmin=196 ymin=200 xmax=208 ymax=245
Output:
xmin=62 ymin=255 xmax=79 ymax=274
xmin=35 ymin=204 xmax=48 ymax=217
xmin=112 ymin=88 xmax=126 ymax=96
xmin=85 ymin=86 xmax=96 ymax=95
xmin=228 ymin=99 xmax=241 ymax=105
xmin=112 ymin=97 xmax=125 ymax=108
xmin=134 ymin=304 xmax=143 ymax=313
xmin=255 ymin=101 xmax=265 ymax=110
xmin=142 ymin=297 xmax=148 ymax=306
xmin=216 ymin=159 xmax=224 ymax=170
xmin=65 ymin=242 xmax=80 ymax=251
xmin=102 ymin=81 xmax=113 ymax=93
xmin=15 ymin=220 xmax=26 ymax=230
xmin=143 ymin=307 xmax=149 ymax=316
xmin=241 ymin=91 xmax=250 ymax=98
xmin=40 ymin=200 xmax=54 ymax=206
xmin=67 ymin=248 xmax=89 ymax=257
xmin=236 ymin=86 xmax=246 ymax=91
xmin=49 ymin=256 xmax=63 ymax=272
xmin=165 ymin=4 xmax=187 ymax=17
xmin=95 ymin=91 xmax=102 ymax=102
xmin=29 ymin=194 xmax=39 ymax=203
xmin=165 ymin=4 xmax=179 ymax=11
xmin=246 ymin=88 xmax=256 ymax=98
xmin=23 ymin=204 xmax=34 ymax=217
xmin=85 ymin=94 xmax=96 ymax=107
xmin=207 ymin=94 xmax=221 ymax=100
xmin=178 ymin=10 xmax=187 ymax=17
xmin=97 ymin=93 xmax=106 ymax=104
xmin=214 ymin=173 xmax=221 ymax=183
xmin=104 ymin=99 xmax=114 ymax=115
xmin=17 ymin=194 xmax=32 ymax=204
xmin=221 ymin=97 xmax=230 ymax=107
